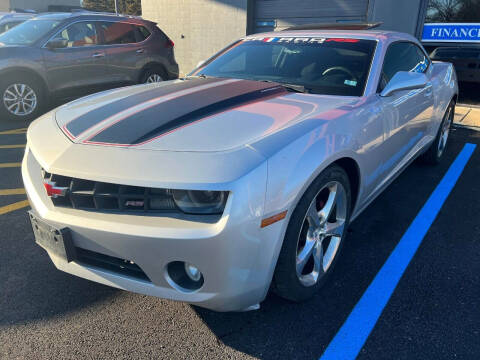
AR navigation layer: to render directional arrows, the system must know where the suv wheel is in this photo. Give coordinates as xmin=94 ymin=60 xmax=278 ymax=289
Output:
xmin=140 ymin=67 xmax=165 ymax=84
xmin=0 ymin=75 xmax=44 ymax=122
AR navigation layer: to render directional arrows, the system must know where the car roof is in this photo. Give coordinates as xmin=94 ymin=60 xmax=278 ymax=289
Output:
xmin=29 ymin=12 xmax=72 ymax=21
xmin=0 ymin=12 xmax=35 ymax=20
xmin=246 ymin=29 xmax=419 ymax=44
xmin=31 ymin=11 xmax=151 ymax=24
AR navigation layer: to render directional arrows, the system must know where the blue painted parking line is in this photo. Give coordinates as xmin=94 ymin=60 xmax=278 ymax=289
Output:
xmin=320 ymin=143 xmax=477 ymax=360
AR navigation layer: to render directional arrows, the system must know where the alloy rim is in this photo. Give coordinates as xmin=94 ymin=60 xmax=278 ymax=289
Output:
xmin=437 ymin=105 xmax=453 ymax=157
xmin=296 ymin=181 xmax=347 ymax=287
xmin=146 ymin=74 xmax=163 ymax=83
xmin=3 ymin=83 xmax=37 ymax=116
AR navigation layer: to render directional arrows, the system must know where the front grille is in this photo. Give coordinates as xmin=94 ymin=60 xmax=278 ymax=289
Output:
xmin=43 ymin=171 xmax=178 ymax=213
xmin=76 ymin=247 xmax=151 ymax=282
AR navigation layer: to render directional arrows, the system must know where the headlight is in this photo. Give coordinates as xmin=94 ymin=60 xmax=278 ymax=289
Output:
xmin=172 ymin=190 xmax=228 ymax=214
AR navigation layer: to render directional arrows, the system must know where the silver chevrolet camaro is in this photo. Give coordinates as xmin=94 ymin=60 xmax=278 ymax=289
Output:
xmin=23 ymin=29 xmax=457 ymax=312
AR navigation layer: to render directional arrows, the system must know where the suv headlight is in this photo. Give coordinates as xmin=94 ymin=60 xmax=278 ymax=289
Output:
xmin=172 ymin=190 xmax=228 ymax=214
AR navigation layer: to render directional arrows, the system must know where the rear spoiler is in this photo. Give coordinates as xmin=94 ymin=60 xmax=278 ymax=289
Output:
xmin=283 ymin=23 xmax=383 ymax=31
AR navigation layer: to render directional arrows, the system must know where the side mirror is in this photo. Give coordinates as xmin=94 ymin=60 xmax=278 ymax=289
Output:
xmin=380 ymin=71 xmax=428 ymax=97
xmin=46 ymin=38 xmax=68 ymax=49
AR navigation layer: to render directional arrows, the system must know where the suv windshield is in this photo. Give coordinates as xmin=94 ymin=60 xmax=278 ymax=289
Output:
xmin=192 ymin=37 xmax=377 ymax=96
xmin=0 ymin=19 xmax=61 ymax=45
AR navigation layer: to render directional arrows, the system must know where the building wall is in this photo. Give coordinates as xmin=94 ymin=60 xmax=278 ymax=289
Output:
xmin=9 ymin=0 xmax=80 ymax=12
xmin=141 ymin=0 xmax=247 ymax=75
xmin=0 ymin=0 xmax=9 ymax=11
xmin=368 ymin=0 xmax=426 ymax=37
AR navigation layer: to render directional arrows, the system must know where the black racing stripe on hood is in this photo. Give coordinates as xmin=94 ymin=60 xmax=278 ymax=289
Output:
xmin=64 ymin=77 xmax=223 ymax=138
xmin=86 ymin=80 xmax=287 ymax=146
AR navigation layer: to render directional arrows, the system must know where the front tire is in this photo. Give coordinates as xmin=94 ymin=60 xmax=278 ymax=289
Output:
xmin=272 ymin=165 xmax=351 ymax=302
xmin=420 ymin=100 xmax=455 ymax=165
xmin=0 ymin=74 xmax=44 ymax=122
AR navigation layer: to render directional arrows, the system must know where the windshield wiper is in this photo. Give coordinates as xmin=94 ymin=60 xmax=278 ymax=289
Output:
xmin=196 ymin=73 xmax=215 ymax=79
xmin=279 ymin=83 xmax=309 ymax=93
xmin=183 ymin=73 xmax=216 ymax=81
xmin=261 ymin=80 xmax=309 ymax=93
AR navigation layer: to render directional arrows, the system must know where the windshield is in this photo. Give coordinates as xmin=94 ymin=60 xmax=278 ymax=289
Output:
xmin=192 ymin=37 xmax=377 ymax=96
xmin=0 ymin=19 xmax=60 ymax=45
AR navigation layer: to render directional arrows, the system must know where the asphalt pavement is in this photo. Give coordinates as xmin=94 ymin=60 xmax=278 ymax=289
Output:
xmin=0 ymin=119 xmax=479 ymax=359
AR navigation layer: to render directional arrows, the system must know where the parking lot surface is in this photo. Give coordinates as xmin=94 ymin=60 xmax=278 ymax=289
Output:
xmin=0 ymin=119 xmax=479 ymax=359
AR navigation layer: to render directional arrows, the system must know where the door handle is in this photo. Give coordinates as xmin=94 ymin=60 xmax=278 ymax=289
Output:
xmin=136 ymin=49 xmax=145 ymax=54
xmin=424 ymin=83 xmax=433 ymax=97
xmin=92 ymin=52 xmax=105 ymax=58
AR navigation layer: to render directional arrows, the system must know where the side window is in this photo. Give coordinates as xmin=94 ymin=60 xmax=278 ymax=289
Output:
xmin=378 ymin=42 xmax=430 ymax=92
xmin=0 ymin=21 xmax=22 ymax=33
xmin=99 ymin=22 xmax=137 ymax=45
xmin=52 ymin=22 xmax=98 ymax=48
xmin=136 ymin=25 xmax=151 ymax=42
xmin=409 ymin=45 xmax=430 ymax=73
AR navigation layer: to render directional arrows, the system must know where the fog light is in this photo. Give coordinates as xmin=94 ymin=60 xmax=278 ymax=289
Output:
xmin=184 ymin=262 xmax=201 ymax=281
xmin=166 ymin=261 xmax=205 ymax=292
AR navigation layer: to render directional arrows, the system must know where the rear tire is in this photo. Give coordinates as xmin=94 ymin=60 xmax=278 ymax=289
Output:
xmin=140 ymin=66 xmax=166 ymax=84
xmin=0 ymin=74 xmax=44 ymax=122
xmin=272 ymin=165 xmax=351 ymax=302
xmin=420 ymin=100 xmax=455 ymax=165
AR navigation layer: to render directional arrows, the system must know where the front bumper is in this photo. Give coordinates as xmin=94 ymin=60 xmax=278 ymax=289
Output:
xmin=22 ymin=146 xmax=286 ymax=312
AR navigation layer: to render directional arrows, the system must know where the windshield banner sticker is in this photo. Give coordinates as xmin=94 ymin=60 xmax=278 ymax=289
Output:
xmin=243 ymin=37 xmax=326 ymax=44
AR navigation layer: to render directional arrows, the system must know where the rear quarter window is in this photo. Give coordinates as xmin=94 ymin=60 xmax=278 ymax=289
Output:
xmin=99 ymin=22 xmax=137 ymax=45
xmin=137 ymin=25 xmax=151 ymax=41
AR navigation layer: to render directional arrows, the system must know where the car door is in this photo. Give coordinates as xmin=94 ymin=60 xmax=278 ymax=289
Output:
xmin=42 ymin=21 xmax=110 ymax=98
xmin=97 ymin=21 xmax=147 ymax=85
xmin=376 ymin=41 xmax=434 ymax=183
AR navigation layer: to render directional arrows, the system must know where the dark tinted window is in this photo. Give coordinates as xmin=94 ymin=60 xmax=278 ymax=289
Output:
xmin=137 ymin=25 xmax=151 ymax=41
xmin=431 ymin=47 xmax=480 ymax=59
xmin=195 ymin=38 xmax=377 ymax=96
xmin=379 ymin=42 xmax=430 ymax=91
xmin=100 ymin=22 xmax=137 ymax=45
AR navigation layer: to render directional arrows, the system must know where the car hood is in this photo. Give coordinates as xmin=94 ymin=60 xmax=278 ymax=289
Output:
xmin=55 ymin=77 xmax=359 ymax=153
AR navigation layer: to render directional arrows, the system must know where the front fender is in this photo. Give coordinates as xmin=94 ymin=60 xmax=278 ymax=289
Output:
xmin=256 ymin=126 xmax=361 ymax=298
xmin=264 ymin=129 xmax=361 ymax=221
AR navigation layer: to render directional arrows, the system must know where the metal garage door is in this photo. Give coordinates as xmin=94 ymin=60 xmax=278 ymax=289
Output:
xmin=253 ymin=0 xmax=370 ymax=33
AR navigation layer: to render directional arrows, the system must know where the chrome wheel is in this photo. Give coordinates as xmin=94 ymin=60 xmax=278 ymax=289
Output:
xmin=437 ymin=105 xmax=453 ymax=157
xmin=145 ymin=74 xmax=163 ymax=83
xmin=296 ymin=181 xmax=347 ymax=287
xmin=3 ymin=83 xmax=37 ymax=117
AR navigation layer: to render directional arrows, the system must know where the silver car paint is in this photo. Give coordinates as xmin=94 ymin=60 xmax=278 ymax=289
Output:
xmin=23 ymin=30 xmax=458 ymax=311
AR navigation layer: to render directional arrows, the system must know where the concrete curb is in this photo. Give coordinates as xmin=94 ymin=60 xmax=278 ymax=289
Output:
xmin=454 ymin=106 xmax=480 ymax=128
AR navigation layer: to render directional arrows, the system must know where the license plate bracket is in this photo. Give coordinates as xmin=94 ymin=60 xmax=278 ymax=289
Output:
xmin=28 ymin=211 xmax=76 ymax=262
